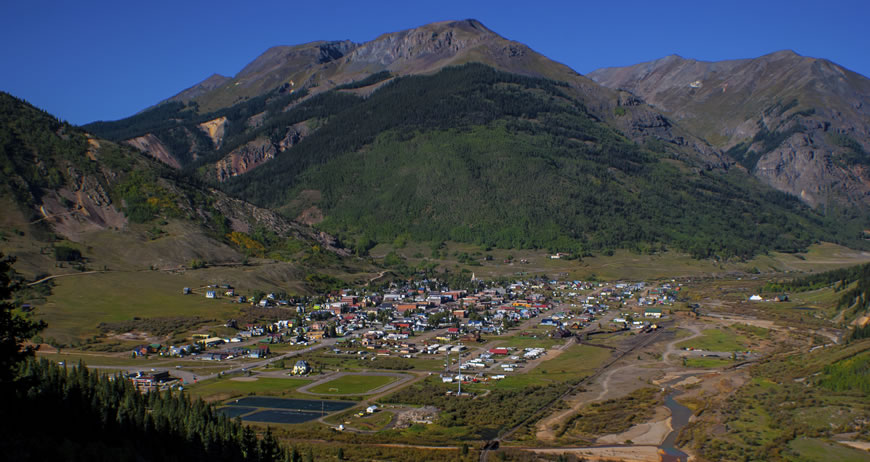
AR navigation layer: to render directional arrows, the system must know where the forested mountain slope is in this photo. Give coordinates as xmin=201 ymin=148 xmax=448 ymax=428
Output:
xmin=210 ymin=65 xmax=862 ymax=259
xmin=78 ymin=22 xmax=870 ymax=259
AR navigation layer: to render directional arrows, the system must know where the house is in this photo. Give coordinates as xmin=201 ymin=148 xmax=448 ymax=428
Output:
xmin=183 ymin=287 xmax=191 ymax=295
xmin=308 ymin=330 xmax=324 ymax=341
xmin=169 ymin=345 xmax=192 ymax=356
xmin=489 ymin=348 xmax=509 ymax=355
xmin=205 ymin=290 xmax=216 ymax=299
xmin=132 ymin=345 xmax=151 ymax=357
xmin=130 ymin=370 xmax=171 ymax=389
xmin=249 ymin=344 xmax=270 ymax=358
xmin=644 ymin=308 xmax=663 ymax=318
xmin=202 ymin=337 xmax=225 ymax=348
xmin=291 ymin=360 xmax=310 ymax=375
xmin=366 ymin=405 xmax=378 ymax=414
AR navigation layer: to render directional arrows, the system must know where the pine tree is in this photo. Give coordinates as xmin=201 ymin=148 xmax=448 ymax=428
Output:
xmin=0 ymin=253 xmax=46 ymax=386
xmin=258 ymin=427 xmax=282 ymax=462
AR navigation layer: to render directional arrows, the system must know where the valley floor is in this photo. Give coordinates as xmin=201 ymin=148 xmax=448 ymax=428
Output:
xmin=21 ymin=243 xmax=870 ymax=461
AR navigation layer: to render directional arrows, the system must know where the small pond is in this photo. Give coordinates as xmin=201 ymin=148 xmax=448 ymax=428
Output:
xmin=217 ymin=406 xmax=257 ymax=419
xmin=242 ymin=409 xmax=324 ymax=424
xmin=226 ymin=397 xmax=355 ymax=412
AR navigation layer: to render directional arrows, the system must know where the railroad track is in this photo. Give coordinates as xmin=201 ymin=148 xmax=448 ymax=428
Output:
xmin=479 ymin=323 xmax=671 ymax=461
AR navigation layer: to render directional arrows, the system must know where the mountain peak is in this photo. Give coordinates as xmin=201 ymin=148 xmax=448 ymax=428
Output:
xmin=423 ymin=18 xmax=491 ymax=31
xmin=167 ymin=73 xmax=231 ymax=103
xmin=766 ymin=49 xmax=801 ymax=59
xmin=236 ymin=40 xmax=358 ymax=79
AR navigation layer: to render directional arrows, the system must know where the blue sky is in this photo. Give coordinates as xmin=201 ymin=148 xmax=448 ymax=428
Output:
xmin=1 ymin=0 xmax=867 ymax=125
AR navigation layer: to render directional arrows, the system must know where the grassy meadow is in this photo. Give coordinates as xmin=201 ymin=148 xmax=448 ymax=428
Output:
xmin=186 ymin=377 xmax=314 ymax=402
xmin=676 ymin=327 xmax=750 ymax=352
xmin=489 ymin=344 xmax=612 ymax=390
xmin=37 ymin=270 xmax=241 ymax=343
xmin=308 ymin=374 xmax=399 ymax=395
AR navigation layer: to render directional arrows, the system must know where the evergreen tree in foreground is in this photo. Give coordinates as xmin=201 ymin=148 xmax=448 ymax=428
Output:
xmin=0 ymin=253 xmax=287 ymax=461
xmin=0 ymin=252 xmax=45 ymax=387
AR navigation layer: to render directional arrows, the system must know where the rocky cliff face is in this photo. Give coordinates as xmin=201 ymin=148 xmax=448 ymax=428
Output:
xmin=209 ymin=190 xmax=348 ymax=256
xmin=590 ymin=51 xmax=870 ymax=207
xmin=198 ymin=116 xmax=228 ymax=149
xmin=214 ymin=122 xmax=310 ymax=181
xmin=754 ymin=131 xmax=870 ymax=207
xmin=124 ymin=134 xmax=180 ymax=169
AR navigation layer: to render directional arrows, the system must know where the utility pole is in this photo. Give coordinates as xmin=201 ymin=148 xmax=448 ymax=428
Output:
xmin=458 ymin=354 xmax=462 ymax=396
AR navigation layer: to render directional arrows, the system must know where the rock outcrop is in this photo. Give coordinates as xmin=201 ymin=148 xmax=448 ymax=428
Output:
xmin=590 ymin=50 xmax=870 ymax=207
xmin=198 ymin=116 xmax=228 ymax=149
xmin=215 ymin=122 xmax=310 ymax=181
xmin=124 ymin=134 xmax=180 ymax=169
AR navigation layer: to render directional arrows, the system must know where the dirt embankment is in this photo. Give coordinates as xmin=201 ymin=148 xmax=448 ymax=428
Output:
xmin=125 ymin=134 xmax=181 ymax=169
xmin=523 ymin=445 xmax=663 ymax=462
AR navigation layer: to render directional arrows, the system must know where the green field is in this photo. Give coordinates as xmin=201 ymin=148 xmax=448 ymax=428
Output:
xmin=293 ymin=352 xmax=444 ymax=373
xmin=373 ymin=241 xmax=870 ymax=283
xmin=38 ymin=271 xmax=241 ymax=343
xmin=35 ymin=350 xmax=186 ymax=368
xmin=350 ymin=410 xmax=395 ymax=431
xmin=497 ymin=333 xmax=566 ymax=350
xmin=677 ymin=328 xmax=749 ymax=352
xmin=684 ymin=357 xmax=734 ymax=368
xmin=787 ymin=438 xmax=870 ymax=462
xmin=492 ymin=344 xmax=611 ymax=390
xmin=186 ymin=377 xmax=313 ymax=402
xmin=308 ymin=374 xmax=399 ymax=395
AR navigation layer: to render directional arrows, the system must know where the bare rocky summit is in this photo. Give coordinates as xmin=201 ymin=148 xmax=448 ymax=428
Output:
xmin=126 ymin=20 xmax=720 ymax=174
xmin=590 ymin=51 xmax=870 ymax=207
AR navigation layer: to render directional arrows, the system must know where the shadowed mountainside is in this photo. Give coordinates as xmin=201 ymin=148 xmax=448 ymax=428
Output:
xmin=589 ymin=51 xmax=870 ymax=208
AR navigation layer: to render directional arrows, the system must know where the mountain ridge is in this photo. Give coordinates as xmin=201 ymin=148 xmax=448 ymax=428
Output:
xmin=0 ymin=91 xmax=349 ymax=280
xmin=88 ymin=19 xmax=725 ymax=174
xmin=589 ymin=50 xmax=870 ymax=208
xmin=75 ymin=20 xmax=870 ymax=258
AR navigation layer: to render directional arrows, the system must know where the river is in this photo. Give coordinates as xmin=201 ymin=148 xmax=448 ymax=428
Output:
xmin=659 ymin=389 xmax=692 ymax=462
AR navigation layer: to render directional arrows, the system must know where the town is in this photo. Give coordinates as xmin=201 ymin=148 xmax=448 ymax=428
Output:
xmin=123 ymin=277 xmax=678 ymax=392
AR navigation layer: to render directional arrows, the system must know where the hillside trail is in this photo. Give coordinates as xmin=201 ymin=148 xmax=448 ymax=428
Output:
xmin=27 ymin=270 xmax=109 ymax=286
xmin=663 ymin=323 xmax=702 ymax=363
